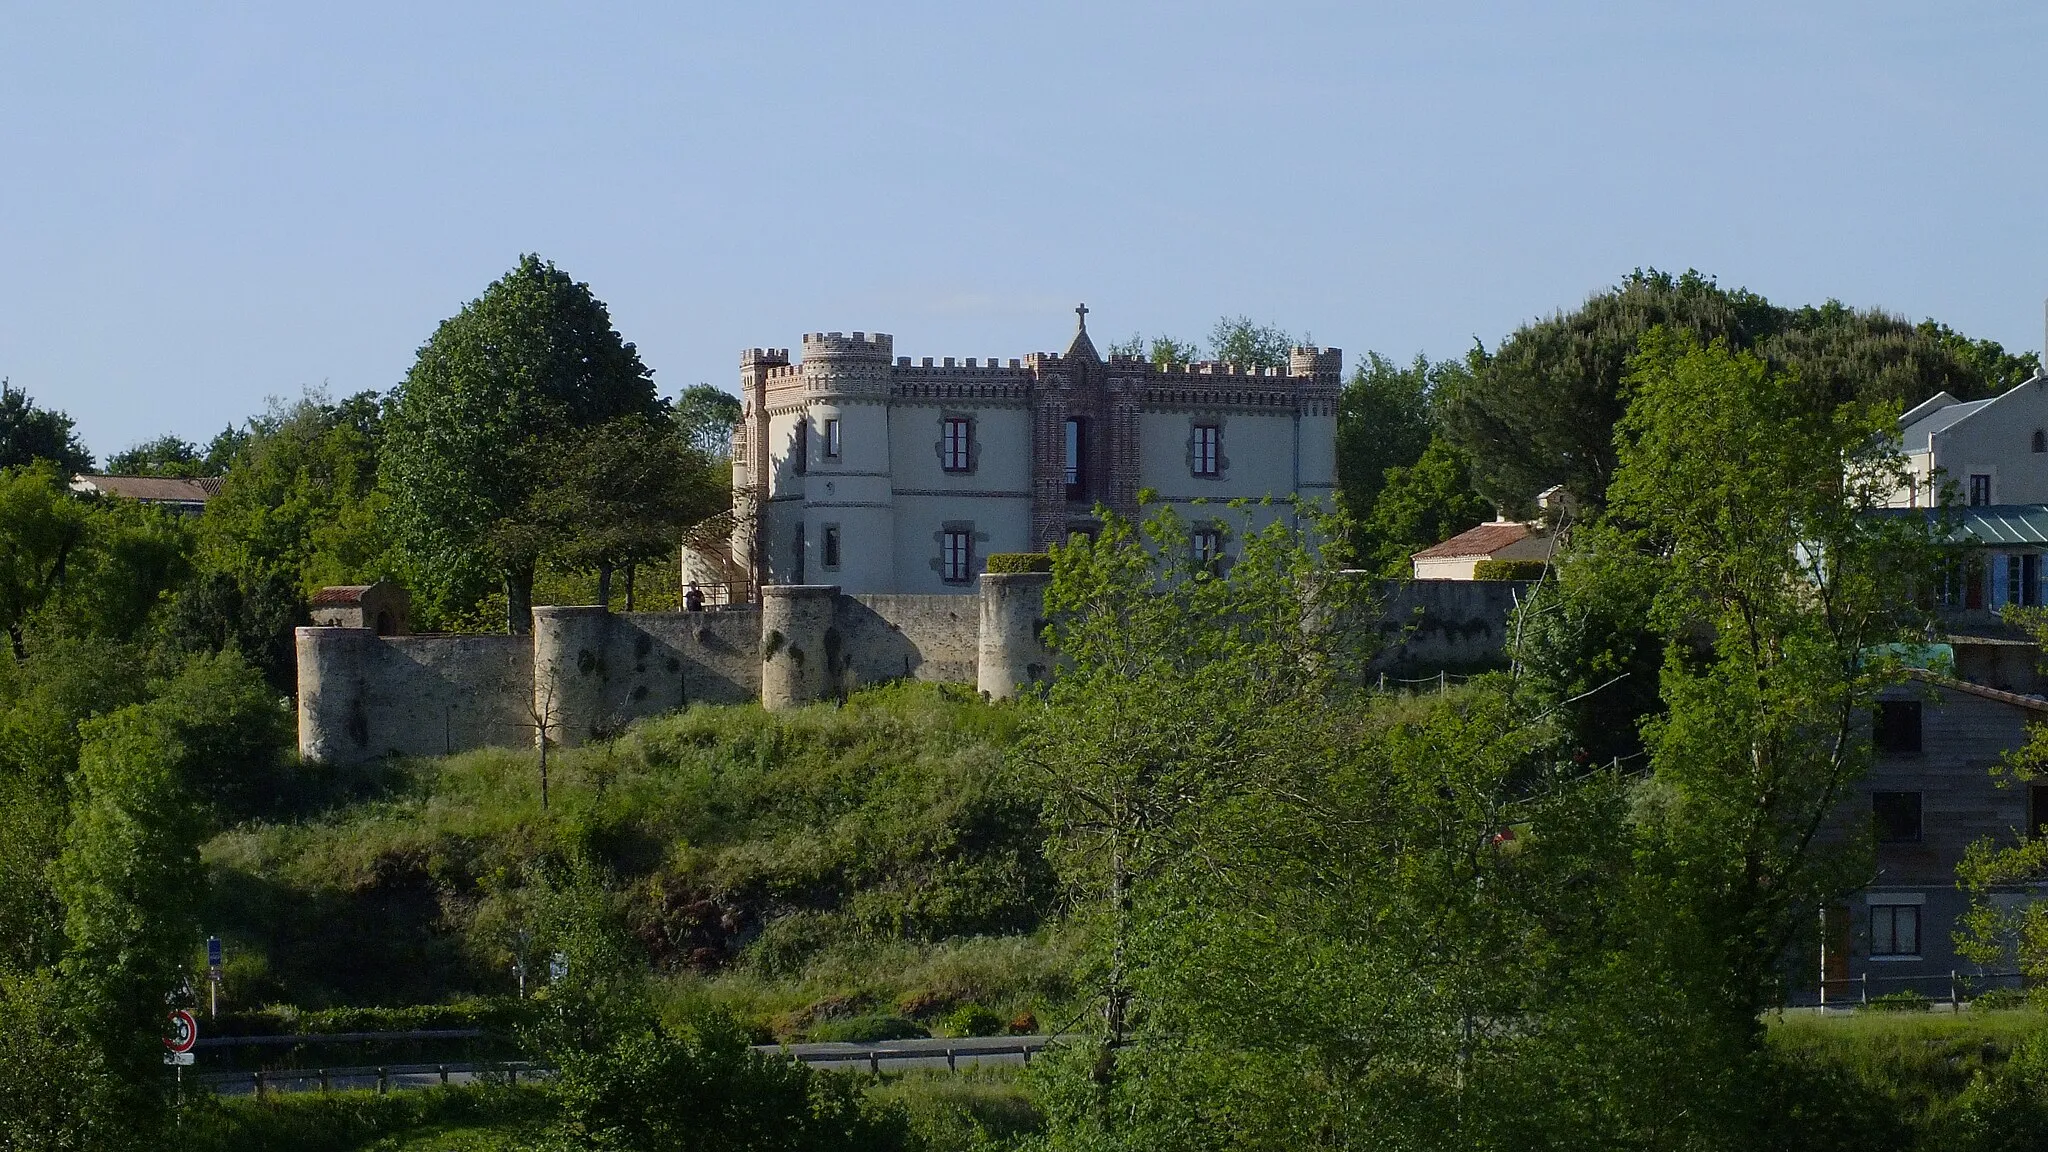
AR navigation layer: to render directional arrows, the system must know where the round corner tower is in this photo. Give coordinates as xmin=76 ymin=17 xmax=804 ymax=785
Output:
xmin=785 ymin=332 xmax=896 ymax=592
xmin=297 ymin=625 xmax=377 ymax=764
xmin=977 ymin=571 xmax=1053 ymax=700
xmin=760 ymin=584 xmax=841 ymax=708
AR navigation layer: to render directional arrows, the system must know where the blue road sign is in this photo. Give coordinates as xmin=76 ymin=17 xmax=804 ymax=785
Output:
xmin=207 ymin=935 xmax=222 ymax=970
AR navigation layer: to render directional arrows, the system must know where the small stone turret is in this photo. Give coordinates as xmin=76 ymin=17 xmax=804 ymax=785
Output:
xmin=1288 ymin=345 xmax=1344 ymax=387
xmin=760 ymin=585 xmax=840 ymax=709
xmin=296 ymin=626 xmax=376 ymax=763
xmin=977 ymin=571 xmax=1052 ymax=699
xmin=532 ymin=605 xmax=610 ymax=746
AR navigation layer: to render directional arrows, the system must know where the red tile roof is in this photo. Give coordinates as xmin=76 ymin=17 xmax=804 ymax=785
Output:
xmin=69 ymin=475 xmax=220 ymax=503
xmin=1411 ymin=521 xmax=1534 ymax=561
xmin=309 ymin=586 xmax=375 ymax=607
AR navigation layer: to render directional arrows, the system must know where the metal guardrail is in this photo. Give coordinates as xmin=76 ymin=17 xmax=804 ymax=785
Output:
xmin=194 ymin=1028 xmax=487 ymax=1049
xmin=1816 ymin=969 xmax=2026 ymax=1008
xmin=193 ymin=1035 xmax=1059 ymax=1095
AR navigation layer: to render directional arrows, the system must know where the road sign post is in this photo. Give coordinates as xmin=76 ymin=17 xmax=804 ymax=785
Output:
xmin=207 ymin=935 xmax=222 ymax=1018
xmin=165 ymin=1008 xmax=198 ymax=1091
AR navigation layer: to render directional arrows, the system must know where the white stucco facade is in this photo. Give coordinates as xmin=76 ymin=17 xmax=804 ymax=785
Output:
xmin=724 ymin=311 xmax=1342 ymax=595
xmin=1889 ymin=377 xmax=2048 ymax=509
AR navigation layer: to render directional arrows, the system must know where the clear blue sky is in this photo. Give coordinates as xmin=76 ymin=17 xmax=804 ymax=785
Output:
xmin=6 ymin=1 xmax=2047 ymax=462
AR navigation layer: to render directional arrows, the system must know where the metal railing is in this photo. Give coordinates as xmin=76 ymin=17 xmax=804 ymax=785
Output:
xmin=1817 ymin=969 xmax=2025 ymax=1008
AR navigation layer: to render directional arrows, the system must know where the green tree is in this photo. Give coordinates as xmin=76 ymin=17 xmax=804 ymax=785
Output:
xmin=104 ymin=435 xmax=204 ymax=477
xmin=383 ymin=255 xmax=661 ymax=632
xmin=518 ymin=415 xmax=723 ymax=610
xmin=1028 ymin=500 xmax=1370 ymax=1074
xmin=1334 ymin=352 xmax=1438 ymax=522
xmin=673 ymin=384 xmax=743 ymax=461
xmin=1208 ymin=316 xmax=1295 ymax=368
xmin=0 ymin=465 xmax=92 ymax=659
xmin=1579 ymin=332 xmax=1943 ymax=1137
xmin=526 ymin=863 xmax=915 ymax=1152
xmin=0 ymin=381 xmax=91 ymax=474
xmin=1358 ymin=435 xmax=1491 ymax=575
xmin=1438 ymin=269 xmax=2036 ymax=515
xmin=1107 ymin=333 xmax=1204 ymax=368
xmin=196 ymin=390 xmax=391 ymax=595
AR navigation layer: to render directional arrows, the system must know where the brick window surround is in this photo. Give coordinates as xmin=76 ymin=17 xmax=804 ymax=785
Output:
xmin=1193 ymin=424 xmax=1222 ymax=477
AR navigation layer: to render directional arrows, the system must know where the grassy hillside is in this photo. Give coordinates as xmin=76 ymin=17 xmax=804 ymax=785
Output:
xmin=202 ymin=683 xmax=1076 ymax=1038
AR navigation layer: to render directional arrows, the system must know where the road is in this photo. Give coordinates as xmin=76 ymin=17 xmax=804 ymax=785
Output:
xmin=196 ymin=1035 xmax=1054 ymax=1096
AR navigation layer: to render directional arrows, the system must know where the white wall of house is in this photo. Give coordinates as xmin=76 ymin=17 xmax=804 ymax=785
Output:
xmin=1889 ymin=378 xmax=2048 ymax=508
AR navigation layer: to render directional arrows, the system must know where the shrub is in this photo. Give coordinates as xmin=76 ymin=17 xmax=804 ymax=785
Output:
xmin=941 ymin=1004 xmax=1005 ymax=1038
xmin=984 ymin=553 xmax=1052 ymax=575
xmin=812 ymin=1015 xmax=930 ymax=1043
xmin=1866 ymin=990 xmax=1931 ymax=1012
xmin=1472 ymin=558 xmax=1547 ymax=581
xmin=1971 ymin=987 xmax=2031 ymax=1012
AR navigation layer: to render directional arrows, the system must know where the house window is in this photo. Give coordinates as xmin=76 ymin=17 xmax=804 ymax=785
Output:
xmin=2034 ymin=429 xmax=2045 ymax=454
xmin=1970 ymin=474 xmax=1992 ymax=506
xmin=1870 ymin=903 xmax=1920 ymax=957
xmin=792 ymin=523 xmax=806 ymax=584
xmin=942 ymin=418 xmax=972 ymax=473
xmin=822 ymin=524 xmax=841 ymax=569
xmin=942 ymin=529 xmax=973 ymax=583
xmin=1193 ymin=527 xmax=1224 ymax=567
xmin=2012 ymin=553 xmax=2043 ymax=607
xmin=1872 ymin=791 xmax=1923 ymax=843
xmin=823 ymin=418 xmax=841 ymax=460
xmin=794 ymin=420 xmax=808 ymax=476
xmin=2031 ymin=785 xmax=2048 ymax=839
xmin=1064 ymin=419 xmax=1085 ymax=501
xmin=1874 ymin=701 xmax=1922 ymax=754
xmin=1192 ymin=424 xmax=1221 ymax=477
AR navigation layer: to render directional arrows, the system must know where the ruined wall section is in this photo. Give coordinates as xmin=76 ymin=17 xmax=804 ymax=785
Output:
xmin=1370 ymin=579 xmax=1531 ymax=673
xmin=838 ymin=593 xmax=979 ymax=687
xmin=299 ymin=577 xmax=1525 ymax=763
xmin=298 ymin=627 xmax=534 ymax=763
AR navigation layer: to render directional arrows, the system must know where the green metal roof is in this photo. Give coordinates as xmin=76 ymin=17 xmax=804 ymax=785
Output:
xmin=1881 ymin=504 xmax=2048 ymax=546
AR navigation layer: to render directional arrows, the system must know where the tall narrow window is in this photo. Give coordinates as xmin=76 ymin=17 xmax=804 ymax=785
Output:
xmin=942 ymin=529 xmax=973 ymax=583
xmin=792 ymin=523 xmax=806 ymax=584
xmin=2033 ymin=429 xmax=2045 ymax=453
xmin=1874 ymin=701 xmax=1922 ymax=754
xmin=1872 ymin=791 xmax=1923 ymax=843
xmin=1064 ymin=419 xmax=1084 ymax=501
xmin=822 ymin=525 xmax=841 ymax=569
xmin=1193 ymin=527 xmax=1224 ymax=567
xmin=942 ymin=418 xmax=972 ymax=472
xmin=1192 ymin=424 xmax=1221 ymax=477
xmin=1870 ymin=903 xmax=1920 ymax=957
xmin=823 ymin=418 xmax=841 ymax=459
xmin=794 ymin=420 xmax=809 ymax=476
xmin=1971 ymin=474 xmax=1993 ymax=506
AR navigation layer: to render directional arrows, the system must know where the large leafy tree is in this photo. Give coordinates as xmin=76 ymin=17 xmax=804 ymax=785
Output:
xmin=0 ymin=465 xmax=92 ymax=660
xmin=1440 ymin=269 xmax=2038 ymax=514
xmin=673 ymin=383 xmax=744 ymax=461
xmin=0 ymin=381 xmax=91 ymax=474
xmin=1547 ymin=333 xmax=1944 ymax=1128
xmin=383 ymin=255 xmax=662 ymax=632
xmin=1355 ymin=435 xmax=1492 ymax=576
xmin=514 ymin=415 xmax=723 ymax=610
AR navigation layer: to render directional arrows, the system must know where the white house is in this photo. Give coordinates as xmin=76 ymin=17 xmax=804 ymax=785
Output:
xmin=1410 ymin=519 xmax=1553 ymax=580
xmin=1890 ymin=376 xmax=2048 ymax=508
xmin=714 ymin=307 xmax=1342 ymax=596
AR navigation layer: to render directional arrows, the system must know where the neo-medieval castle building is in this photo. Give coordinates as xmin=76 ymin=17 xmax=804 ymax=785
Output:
xmin=717 ymin=306 xmax=1342 ymax=596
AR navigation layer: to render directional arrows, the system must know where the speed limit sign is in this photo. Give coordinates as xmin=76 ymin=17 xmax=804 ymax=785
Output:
xmin=165 ymin=1009 xmax=197 ymax=1054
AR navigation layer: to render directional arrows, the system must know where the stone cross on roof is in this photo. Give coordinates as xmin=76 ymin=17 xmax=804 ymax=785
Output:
xmin=1074 ymin=302 xmax=1088 ymax=331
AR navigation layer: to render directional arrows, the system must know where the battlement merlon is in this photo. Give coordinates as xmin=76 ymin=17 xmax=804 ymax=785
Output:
xmin=741 ymin=347 xmax=791 ymax=369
